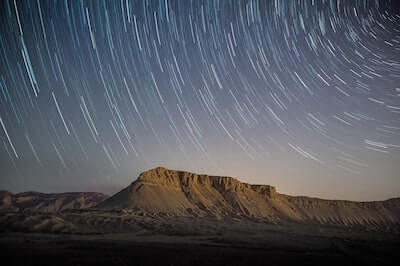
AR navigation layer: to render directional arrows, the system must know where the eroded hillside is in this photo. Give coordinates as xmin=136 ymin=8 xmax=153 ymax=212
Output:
xmin=97 ymin=167 xmax=400 ymax=228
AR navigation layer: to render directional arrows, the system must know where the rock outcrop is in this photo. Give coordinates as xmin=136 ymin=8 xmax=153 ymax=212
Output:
xmin=97 ymin=167 xmax=400 ymax=228
xmin=97 ymin=167 xmax=277 ymax=217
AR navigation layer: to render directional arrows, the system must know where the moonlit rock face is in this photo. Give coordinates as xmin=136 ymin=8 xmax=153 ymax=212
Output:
xmin=97 ymin=167 xmax=400 ymax=227
xmin=137 ymin=167 xmax=277 ymax=197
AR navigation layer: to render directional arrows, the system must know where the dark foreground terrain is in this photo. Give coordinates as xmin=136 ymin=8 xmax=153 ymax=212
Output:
xmin=0 ymin=233 xmax=399 ymax=266
xmin=1 ymin=216 xmax=399 ymax=266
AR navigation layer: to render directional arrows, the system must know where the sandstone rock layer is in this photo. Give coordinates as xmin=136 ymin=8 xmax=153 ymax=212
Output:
xmin=97 ymin=167 xmax=400 ymax=228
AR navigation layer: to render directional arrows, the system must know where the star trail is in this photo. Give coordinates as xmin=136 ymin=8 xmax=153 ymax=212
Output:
xmin=0 ymin=0 xmax=399 ymax=200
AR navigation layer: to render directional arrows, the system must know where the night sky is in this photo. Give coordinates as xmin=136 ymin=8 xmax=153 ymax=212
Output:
xmin=0 ymin=0 xmax=399 ymax=200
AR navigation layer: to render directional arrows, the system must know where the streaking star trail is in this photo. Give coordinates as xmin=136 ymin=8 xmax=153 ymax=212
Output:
xmin=0 ymin=0 xmax=399 ymax=200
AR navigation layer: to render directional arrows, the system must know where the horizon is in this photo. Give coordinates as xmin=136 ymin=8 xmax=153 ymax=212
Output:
xmin=1 ymin=0 xmax=400 ymax=202
xmin=2 ymin=165 xmax=400 ymax=202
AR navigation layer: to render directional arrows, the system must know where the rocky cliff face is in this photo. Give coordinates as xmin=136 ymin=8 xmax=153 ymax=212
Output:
xmin=0 ymin=191 xmax=108 ymax=213
xmin=97 ymin=167 xmax=400 ymax=229
xmin=137 ymin=167 xmax=277 ymax=198
xmin=97 ymin=167 xmax=278 ymax=216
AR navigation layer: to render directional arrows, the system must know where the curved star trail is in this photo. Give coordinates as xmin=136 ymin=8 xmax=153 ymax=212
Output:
xmin=0 ymin=0 xmax=399 ymax=200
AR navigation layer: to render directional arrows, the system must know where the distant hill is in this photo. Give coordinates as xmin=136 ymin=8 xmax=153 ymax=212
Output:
xmin=97 ymin=167 xmax=400 ymax=227
xmin=0 ymin=190 xmax=108 ymax=213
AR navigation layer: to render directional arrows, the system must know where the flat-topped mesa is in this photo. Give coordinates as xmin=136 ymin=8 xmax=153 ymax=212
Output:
xmin=97 ymin=167 xmax=400 ymax=227
xmin=137 ymin=167 xmax=277 ymax=199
